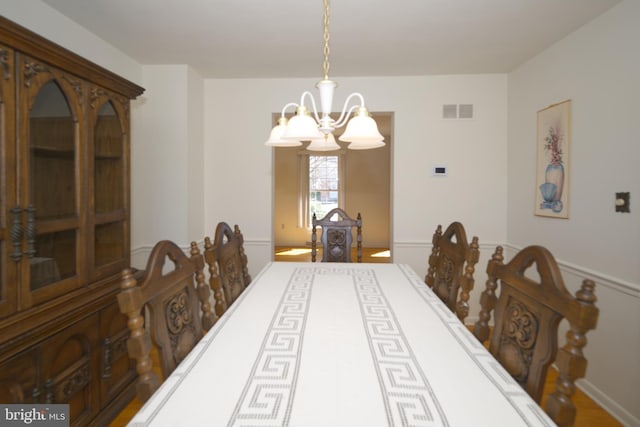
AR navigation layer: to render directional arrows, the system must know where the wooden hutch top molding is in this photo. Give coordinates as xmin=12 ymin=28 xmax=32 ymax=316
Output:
xmin=0 ymin=15 xmax=144 ymax=99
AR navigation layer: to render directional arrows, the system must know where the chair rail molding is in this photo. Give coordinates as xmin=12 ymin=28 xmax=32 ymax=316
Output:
xmin=502 ymin=243 xmax=639 ymax=298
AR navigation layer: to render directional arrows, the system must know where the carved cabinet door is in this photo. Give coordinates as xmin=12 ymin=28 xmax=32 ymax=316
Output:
xmin=0 ymin=349 xmax=38 ymax=404
xmin=40 ymin=314 xmax=100 ymax=426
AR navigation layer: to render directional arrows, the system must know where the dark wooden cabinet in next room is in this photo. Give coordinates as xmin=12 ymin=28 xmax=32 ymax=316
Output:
xmin=0 ymin=16 xmax=144 ymax=426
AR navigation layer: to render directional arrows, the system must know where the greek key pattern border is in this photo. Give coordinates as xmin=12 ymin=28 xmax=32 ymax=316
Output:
xmin=353 ymin=267 xmax=450 ymax=427
xmin=397 ymin=264 xmax=554 ymax=427
xmin=227 ymin=267 xmax=315 ymax=426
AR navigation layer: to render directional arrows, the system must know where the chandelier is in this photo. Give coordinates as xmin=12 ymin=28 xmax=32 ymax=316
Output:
xmin=265 ymin=0 xmax=385 ymax=151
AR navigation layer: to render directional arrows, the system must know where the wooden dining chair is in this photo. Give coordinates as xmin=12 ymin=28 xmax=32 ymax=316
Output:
xmin=117 ymin=240 xmax=216 ymax=402
xmin=311 ymin=208 xmax=362 ymax=263
xmin=204 ymin=222 xmax=252 ymax=316
xmin=425 ymin=222 xmax=479 ymax=322
xmin=473 ymin=245 xmax=599 ymax=427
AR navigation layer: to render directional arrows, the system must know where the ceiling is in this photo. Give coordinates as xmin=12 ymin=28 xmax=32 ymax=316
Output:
xmin=41 ymin=0 xmax=620 ymax=79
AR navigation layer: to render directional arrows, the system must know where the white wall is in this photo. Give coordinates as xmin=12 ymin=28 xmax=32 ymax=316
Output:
xmin=130 ymin=65 xmax=205 ymax=269
xmin=205 ymin=75 xmax=508 ymax=278
xmin=507 ymin=1 xmax=640 ymax=425
xmin=187 ymin=67 xmax=205 ymax=244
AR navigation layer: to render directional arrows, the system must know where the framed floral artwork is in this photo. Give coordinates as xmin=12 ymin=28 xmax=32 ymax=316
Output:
xmin=535 ymin=99 xmax=571 ymax=218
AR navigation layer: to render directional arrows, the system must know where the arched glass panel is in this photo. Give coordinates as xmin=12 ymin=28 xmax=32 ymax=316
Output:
xmin=29 ymin=80 xmax=76 ymax=289
xmin=95 ymin=101 xmax=123 ymax=212
xmin=94 ymin=101 xmax=124 ymax=267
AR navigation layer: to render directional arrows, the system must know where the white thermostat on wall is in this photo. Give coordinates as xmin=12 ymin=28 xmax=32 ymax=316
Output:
xmin=432 ymin=165 xmax=447 ymax=176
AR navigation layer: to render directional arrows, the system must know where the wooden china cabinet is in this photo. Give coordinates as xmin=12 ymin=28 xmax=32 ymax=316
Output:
xmin=0 ymin=17 xmax=144 ymax=425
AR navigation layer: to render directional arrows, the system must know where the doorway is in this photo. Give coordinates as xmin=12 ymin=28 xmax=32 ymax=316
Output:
xmin=272 ymin=112 xmax=393 ymax=262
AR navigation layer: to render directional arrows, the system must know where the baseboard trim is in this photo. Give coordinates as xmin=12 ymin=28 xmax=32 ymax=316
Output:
xmin=243 ymin=239 xmax=272 ymax=248
xmin=578 ymin=378 xmax=639 ymax=427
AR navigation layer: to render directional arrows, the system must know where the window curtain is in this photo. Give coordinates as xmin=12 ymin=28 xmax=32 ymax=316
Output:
xmin=297 ymin=153 xmax=310 ymax=229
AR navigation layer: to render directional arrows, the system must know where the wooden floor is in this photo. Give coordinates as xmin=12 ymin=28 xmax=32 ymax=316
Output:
xmin=274 ymin=246 xmax=391 ymax=263
xmin=109 ymin=247 xmax=622 ymax=427
xmin=541 ymin=368 xmax=622 ymax=427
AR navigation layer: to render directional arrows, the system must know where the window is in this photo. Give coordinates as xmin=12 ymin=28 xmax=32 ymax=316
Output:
xmin=298 ymin=152 xmax=345 ymax=228
xmin=309 ymin=155 xmax=339 ymax=223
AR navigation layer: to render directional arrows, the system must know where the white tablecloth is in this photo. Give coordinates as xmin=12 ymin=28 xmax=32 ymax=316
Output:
xmin=129 ymin=262 xmax=555 ymax=426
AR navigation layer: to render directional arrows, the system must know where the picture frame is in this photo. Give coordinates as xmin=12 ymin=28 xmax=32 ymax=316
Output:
xmin=535 ymin=99 xmax=571 ymax=218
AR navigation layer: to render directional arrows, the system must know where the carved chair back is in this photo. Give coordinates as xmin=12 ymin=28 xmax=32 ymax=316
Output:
xmin=204 ymin=222 xmax=252 ymax=316
xmin=311 ymin=208 xmax=362 ymax=263
xmin=473 ymin=245 xmax=599 ymax=427
xmin=425 ymin=222 xmax=479 ymax=321
xmin=117 ymin=240 xmax=215 ymax=402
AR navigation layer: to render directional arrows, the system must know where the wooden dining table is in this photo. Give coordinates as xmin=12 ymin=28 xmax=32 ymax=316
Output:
xmin=128 ymin=262 xmax=555 ymax=426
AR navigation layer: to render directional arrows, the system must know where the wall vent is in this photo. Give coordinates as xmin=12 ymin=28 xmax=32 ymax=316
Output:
xmin=442 ymin=104 xmax=474 ymax=119
xmin=442 ymin=104 xmax=458 ymax=119
xmin=459 ymin=104 xmax=474 ymax=119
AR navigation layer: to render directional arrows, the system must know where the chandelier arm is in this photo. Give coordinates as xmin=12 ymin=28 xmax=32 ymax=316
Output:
xmin=280 ymin=102 xmax=299 ymax=117
xmin=300 ymin=91 xmax=322 ymax=123
xmin=333 ymin=93 xmax=366 ymax=128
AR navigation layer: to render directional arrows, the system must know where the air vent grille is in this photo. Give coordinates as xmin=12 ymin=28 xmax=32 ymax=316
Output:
xmin=442 ymin=104 xmax=474 ymax=119
xmin=459 ymin=104 xmax=473 ymax=119
xmin=442 ymin=104 xmax=457 ymax=119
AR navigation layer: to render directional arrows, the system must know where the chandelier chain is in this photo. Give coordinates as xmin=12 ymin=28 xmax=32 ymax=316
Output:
xmin=265 ymin=0 xmax=383 ymax=148
xmin=322 ymin=0 xmax=330 ymax=80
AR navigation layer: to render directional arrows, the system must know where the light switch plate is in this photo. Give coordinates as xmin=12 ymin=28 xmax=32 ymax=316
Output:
xmin=615 ymin=192 xmax=630 ymax=213
xmin=432 ymin=165 xmax=447 ymax=176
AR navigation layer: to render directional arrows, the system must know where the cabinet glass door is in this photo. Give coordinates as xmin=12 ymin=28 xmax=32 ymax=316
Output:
xmin=29 ymin=81 xmax=76 ymax=290
xmin=91 ymin=95 xmax=129 ymax=280
xmin=19 ymin=61 xmax=86 ymax=307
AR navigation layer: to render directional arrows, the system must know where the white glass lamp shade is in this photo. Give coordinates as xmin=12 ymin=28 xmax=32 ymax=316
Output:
xmin=265 ymin=117 xmax=302 ymax=147
xmin=281 ymin=106 xmax=323 ymax=141
xmin=306 ymin=133 xmax=340 ymax=151
xmin=338 ymin=107 xmax=385 ymax=149
xmin=347 ymin=139 xmax=386 ymax=150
